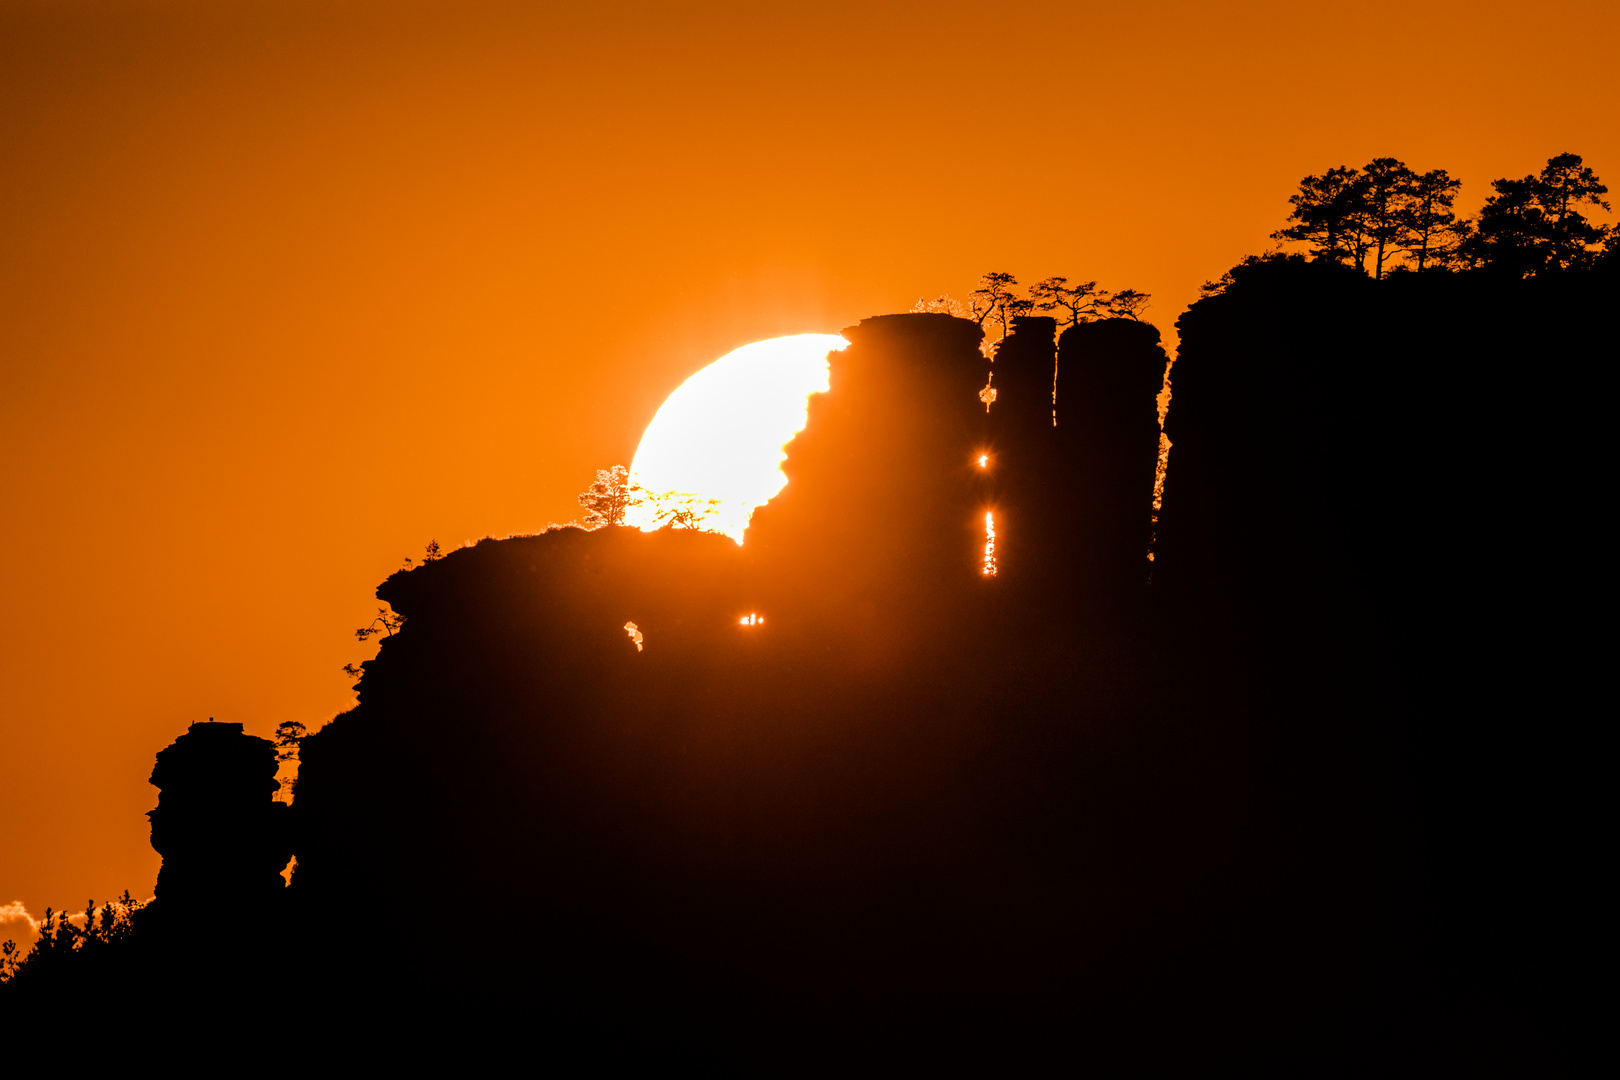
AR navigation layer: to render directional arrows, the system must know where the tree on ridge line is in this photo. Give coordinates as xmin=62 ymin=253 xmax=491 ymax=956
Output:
xmin=1271 ymin=152 xmax=1611 ymax=277
xmin=577 ymin=465 xmax=634 ymax=528
xmin=913 ymin=274 xmax=1154 ymax=353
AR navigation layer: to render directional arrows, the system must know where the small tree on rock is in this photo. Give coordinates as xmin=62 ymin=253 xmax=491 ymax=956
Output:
xmin=639 ymin=490 xmax=723 ymax=530
xmin=968 ymin=272 xmax=1029 ymax=353
xmin=355 ymin=607 xmax=404 ymax=643
xmin=273 ymin=720 xmax=307 ymax=801
xmin=1273 ymin=166 xmax=1368 ymax=266
xmin=1536 ymin=152 xmax=1611 ymax=271
xmin=910 ymin=295 xmax=968 ymax=317
xmin=577 ymin=465 xmax=634 ymax=528
xmin=1030 ymin=277 xmax=1108 ymax=329
xmin=1105 ymin=288 xmax=1151 ymax=320
xmin=1398 ymin=168 xmax=1464 ymax=272
xmin=1363 ymin=157 xmax=1414 ymax=279
xmin=1465 ymin=153 xmax=1609 ymax=275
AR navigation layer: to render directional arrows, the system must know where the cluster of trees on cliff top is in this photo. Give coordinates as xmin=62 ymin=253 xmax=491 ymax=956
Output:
xmin=932 ymin=153 xmax=1611 ymax=340
xmin=1260 ymin=151 xmax=1611 ymax=282
xmin=914 ymin=273 xmax=1151 ymax=356
xmin=573 ymin=464 xmax=720 ymax=531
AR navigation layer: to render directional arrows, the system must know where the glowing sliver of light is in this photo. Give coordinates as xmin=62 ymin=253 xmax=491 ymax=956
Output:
xmin=983 ymin=511 xmax=997 ymax=576
xmin=628 ymin=334 xmax=849 ymax=543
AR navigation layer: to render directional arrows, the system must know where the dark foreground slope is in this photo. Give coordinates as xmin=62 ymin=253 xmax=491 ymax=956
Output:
xmin=285 ymin=313 xmax=1264 ymax=1059
xmin=20 ymin=266 xmax=1599 ymax=1058
xmin=1161 ymin=253 xmax=1612 ymax=1056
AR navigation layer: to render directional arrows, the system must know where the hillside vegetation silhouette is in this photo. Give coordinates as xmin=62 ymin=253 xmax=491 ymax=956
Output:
xmin=6 ymin=150 xmax=1609 ymax=1060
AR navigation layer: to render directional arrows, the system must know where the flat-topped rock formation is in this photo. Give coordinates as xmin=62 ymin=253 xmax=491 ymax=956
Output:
xmin=148 ymin=720 xmax=290 ymax=915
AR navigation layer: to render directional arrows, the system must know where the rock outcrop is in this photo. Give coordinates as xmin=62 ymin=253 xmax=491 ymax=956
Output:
xmin=148 ymin=720 xmax=290 ymax=915
xmin=282 ymin=312 xmax=1209 ymax=1050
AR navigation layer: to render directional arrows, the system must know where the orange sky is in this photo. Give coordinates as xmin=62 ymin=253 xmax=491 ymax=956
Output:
xmin=2 ymin=0 xmax=1615 ymax=930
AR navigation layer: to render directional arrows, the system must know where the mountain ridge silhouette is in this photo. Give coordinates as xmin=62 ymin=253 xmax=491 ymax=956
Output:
xmin=9 ymin=251 xmax=1607 ymax=1059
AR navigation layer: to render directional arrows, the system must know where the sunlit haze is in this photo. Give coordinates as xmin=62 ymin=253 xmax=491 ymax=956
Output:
xmin=627 ymin=334 xmax=849 ymax=542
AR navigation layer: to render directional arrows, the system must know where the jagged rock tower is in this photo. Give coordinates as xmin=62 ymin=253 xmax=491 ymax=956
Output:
xmin=973 ymin=313 xmax=1168 ymax=591
xmin=147 ymin=720 xmax=291 ymax=916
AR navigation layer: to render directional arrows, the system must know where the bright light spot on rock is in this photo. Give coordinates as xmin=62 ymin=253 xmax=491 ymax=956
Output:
xmin=977 ymin=454 xmax=988 ymax=468
xmin=739 ymin=613 xmax=764 ymax=626
xmin=624 ymin=621 xmax=644 ymax=652
xmin=983 ymin=512 xmax=997 ymax=576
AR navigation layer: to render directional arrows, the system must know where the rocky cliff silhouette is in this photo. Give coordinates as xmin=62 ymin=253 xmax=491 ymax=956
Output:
xmin=270 ymin=313 xmax=1244 ymax=1059
xmin=985 ymin=314 xmax=1169 ymax=590
xmin=4 ymin=721 xmax=290 ymax=1030
xmin=1159 ymin=253 xmax=1613 ymax=1053
xmin=148 ymin=721 xmax=290 ymax=915
xmin=29 ymin=255 xmax=1605 ymax=1057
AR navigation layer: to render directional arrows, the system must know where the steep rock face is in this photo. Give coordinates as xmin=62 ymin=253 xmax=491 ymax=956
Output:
xmin=286 ymin=312 xmax=1222 ymax=1042
xmin=982 ymin=315 xmax=1056 ymax=585
xmin=5 ymin=723 xmax=290 ymax=1024
xmin=988 ymin=313 xmax=1057 ymax=437
xmin=1051 ymin=319 xmax=1169 ymax=586
xmin=148 ymin=721 xmax=290 ymax=913
xmin=291 ymin=526 xmax=750 ymax=923
xmin=745 ymin=312 xmax=992 ymax=615
xmin=1155 ymin=258 xmax=1614 ymax=1052
xmin=969 ymin=315 xmax=1167 ymax=591
xmin=740 ymin=311 xmax=1169 ymax=607
xmin=1163 ymin=259 xmax=1382 ymax=597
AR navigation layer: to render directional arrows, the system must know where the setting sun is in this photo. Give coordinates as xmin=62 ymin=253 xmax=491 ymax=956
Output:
xmin=627 ymin=334 xmax=849 ymax=543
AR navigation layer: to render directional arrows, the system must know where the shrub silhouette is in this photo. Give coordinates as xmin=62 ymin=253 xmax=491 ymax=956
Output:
xmin=0 ymin=893 xmax=145 ymax=995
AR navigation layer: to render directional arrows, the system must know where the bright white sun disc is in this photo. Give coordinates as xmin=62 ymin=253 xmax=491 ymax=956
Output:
xmin=627 ymin=333 xmax=848 ymax=543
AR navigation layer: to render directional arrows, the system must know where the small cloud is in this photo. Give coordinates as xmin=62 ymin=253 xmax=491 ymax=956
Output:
xmin=0 ymin=901 xmax=40 ymax=933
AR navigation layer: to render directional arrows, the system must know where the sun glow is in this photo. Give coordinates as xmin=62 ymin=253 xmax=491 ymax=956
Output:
xmin=628 ymin=334 xmax=849 ymax=543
